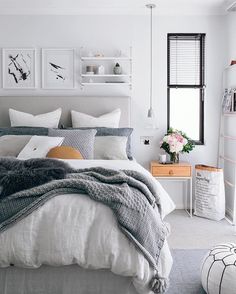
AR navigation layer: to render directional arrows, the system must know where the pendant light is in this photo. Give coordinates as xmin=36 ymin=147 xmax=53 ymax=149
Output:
xmin=146 ymin=3 xmax=157 ymax=129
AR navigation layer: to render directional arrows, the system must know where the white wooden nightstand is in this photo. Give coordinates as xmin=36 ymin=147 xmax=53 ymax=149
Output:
xmin=150 ymin=161 xmax=193 ymax=217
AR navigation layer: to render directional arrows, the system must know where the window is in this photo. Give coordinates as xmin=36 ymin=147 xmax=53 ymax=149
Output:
xmin=167 ymin=34 xmax=205 ymax=144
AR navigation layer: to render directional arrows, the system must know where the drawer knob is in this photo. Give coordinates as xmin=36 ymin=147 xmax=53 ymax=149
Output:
xmin=169 ymin=170 xmax=174 ymax=175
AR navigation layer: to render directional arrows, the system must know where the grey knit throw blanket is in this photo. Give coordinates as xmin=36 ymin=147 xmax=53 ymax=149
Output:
xmin=0 ymin=165 xmax=169 ymax=293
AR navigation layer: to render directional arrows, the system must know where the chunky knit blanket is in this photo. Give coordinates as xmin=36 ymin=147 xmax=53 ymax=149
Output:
xmin=0 ymin=162 xmax=169 ymax=293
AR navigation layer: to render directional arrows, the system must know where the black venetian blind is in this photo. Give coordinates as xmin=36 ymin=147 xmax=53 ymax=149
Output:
xmin=168 ymin=34 xmax=205 ymax=88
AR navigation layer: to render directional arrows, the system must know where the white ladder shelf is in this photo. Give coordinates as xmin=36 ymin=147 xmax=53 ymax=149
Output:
xmin=218 ymin=65 xmax=236 ymax=224
xmin=218 ymin=113 xmax=236 ymax=225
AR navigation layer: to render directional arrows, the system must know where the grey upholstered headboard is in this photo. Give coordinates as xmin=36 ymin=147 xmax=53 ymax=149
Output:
xmin=0 ymin=96 xmax=131 ymax=127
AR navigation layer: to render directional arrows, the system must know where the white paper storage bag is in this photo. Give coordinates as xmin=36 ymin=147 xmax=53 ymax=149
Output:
xmin=194 ymin=165 xmax=225 ymax=221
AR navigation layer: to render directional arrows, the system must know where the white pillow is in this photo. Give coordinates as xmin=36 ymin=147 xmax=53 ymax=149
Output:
xmin=71 ymin=109 xmax=121 ymax=128
xmin=0 ymin=135 xmax=32 ymax=157
xmin=94 ymin=136 xmax=128 ymax=160
xmin=17 ymin=136 xmax=64 ymax=159
xmin=9 ymin=108 xmax=62 ymax=128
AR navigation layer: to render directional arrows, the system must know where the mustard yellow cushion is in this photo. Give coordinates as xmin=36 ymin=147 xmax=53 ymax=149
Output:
xmin=46 ymin=146 xmax=83 ymax=159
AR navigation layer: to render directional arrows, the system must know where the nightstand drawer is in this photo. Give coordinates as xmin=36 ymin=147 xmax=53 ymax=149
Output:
xmin=152 ymin=165 xmax=191 ymax=177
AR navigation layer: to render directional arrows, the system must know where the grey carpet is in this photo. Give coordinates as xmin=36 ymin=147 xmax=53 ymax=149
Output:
xmin=166 ymin=210 xmax=233 ymax=249
xmin=167 ymin=249 xmax=207 ymax=294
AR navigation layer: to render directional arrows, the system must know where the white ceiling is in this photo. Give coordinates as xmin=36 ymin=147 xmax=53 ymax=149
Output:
xmin=0 ymin=0 xmax=233 ymax=15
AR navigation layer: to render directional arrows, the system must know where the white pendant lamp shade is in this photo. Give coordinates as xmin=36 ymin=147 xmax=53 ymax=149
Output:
xmin=148 ymin=107 xmax=154 ymax=118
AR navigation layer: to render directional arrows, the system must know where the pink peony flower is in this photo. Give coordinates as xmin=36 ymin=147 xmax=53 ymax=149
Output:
xmin=160 ymin=129 xmax=192 ymax=155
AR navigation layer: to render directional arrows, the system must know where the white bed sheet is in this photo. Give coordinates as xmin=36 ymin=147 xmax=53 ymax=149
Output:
xmin=0 ymin=160 xmax=175 ymax=294
xmin=0 ymin=265 xmax=139 ymax=294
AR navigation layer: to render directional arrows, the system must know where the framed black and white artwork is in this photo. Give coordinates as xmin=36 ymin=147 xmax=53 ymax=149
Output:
xmin=2 ymin=48 xmax=36 ymax=89
xmin=42 ymin=48 xmax=75 ymax=89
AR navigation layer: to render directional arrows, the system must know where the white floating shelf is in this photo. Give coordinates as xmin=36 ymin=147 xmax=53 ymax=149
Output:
xmin=81 ymin=57 xmax=132 ymax=61
xmin=81 ymin=82 xmax=132 ymax=86
xmin=79 ymin=47 xmax=132 ymax=91
xmin=81 ymin=74 xmax=131 ymax=77
xmin=223 ymin=112 xmax=236 ymax=116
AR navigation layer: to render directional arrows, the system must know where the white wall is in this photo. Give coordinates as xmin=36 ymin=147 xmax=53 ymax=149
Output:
xmin=0 ymin=14 xmax=227 ymax=207
xmin=226 ymin=13 xmax=236 ymax=64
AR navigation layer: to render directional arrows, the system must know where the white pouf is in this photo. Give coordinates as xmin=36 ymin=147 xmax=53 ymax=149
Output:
xmin=201 ymin=243 xmax=236 ymax=294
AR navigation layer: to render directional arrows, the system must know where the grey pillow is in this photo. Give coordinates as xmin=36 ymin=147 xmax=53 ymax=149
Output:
xmin=0 ymin=135 xmax=32 ymax=157
xmin=0 ymin=127 xmax=48 ymax=137
xmin=48 ymin=129 xmax=97 ymax=159
xmin=64 ymin=127 xmax=133 ymax=160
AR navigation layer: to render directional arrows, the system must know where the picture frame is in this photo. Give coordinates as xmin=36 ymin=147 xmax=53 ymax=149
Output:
xmin=2 ymin=48 xmax=36 ymax=89
xmin=42 ymin=48 xmax=75 ymax=89
xmin=231 ymin=89 xmax=236 ymax=112
xmin=222 ymin=89 xmax=233 ymax=113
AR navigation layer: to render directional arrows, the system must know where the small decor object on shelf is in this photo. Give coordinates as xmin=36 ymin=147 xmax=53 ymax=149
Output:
xmin=86 ymin=65 xmax=97 ymax=74
xmin=97 ymin=65 xmax=105 ymax=75
xmin=113 ymin=63 xmax=122 ymax=75
xmin=160 ymin=128 xmax=195 ymax=163
xmin=94 ymin=53 xmax=104 ymax=58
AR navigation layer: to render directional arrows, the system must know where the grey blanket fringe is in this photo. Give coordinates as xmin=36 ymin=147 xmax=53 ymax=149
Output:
xmin=0 ymin=158 xmax=170 ymax=293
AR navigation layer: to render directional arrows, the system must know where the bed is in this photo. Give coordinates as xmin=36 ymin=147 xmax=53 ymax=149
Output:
xmin=0 ymin=96 xmax=175 ymax=294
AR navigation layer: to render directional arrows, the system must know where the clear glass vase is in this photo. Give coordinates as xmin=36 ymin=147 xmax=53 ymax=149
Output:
xmin=170 ymin=152 xmax=179 ymax=163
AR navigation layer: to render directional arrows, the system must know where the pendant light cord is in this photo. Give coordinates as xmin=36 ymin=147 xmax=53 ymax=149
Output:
xmin=146 ymin=4 xmax=156 ymax=117
xmin=150 ymin=5 xmax=153 ymax=111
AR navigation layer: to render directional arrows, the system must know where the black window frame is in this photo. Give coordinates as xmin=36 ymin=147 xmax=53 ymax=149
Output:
xmin=167 ymin=33 xmax=206 ymax=145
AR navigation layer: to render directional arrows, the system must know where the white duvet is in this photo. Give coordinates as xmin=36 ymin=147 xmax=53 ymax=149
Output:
xmin=0 ymin=160 xmax=175 ymax=294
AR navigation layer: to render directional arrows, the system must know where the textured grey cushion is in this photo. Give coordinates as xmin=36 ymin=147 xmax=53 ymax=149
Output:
xmin=48 ymin=129 xmax=97 ymax=159
xmin=0 ymin=127 xmax=48 ymax=137
xmin=64 ymin=127 xmax=133 ymax=160
xmin=0 ymin=135 xmax=32 ymax=157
